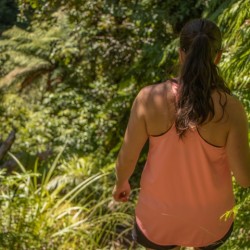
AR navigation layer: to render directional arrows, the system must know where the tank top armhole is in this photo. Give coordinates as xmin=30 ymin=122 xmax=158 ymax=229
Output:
xmin=196 ymin=127 xmax=225 ymax=150
xmin=149 ymin=123 xmax=175 ymax=138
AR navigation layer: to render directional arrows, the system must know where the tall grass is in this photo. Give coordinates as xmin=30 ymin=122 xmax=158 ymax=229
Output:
xmin=0 ymin=150 xmax=135 ymax=250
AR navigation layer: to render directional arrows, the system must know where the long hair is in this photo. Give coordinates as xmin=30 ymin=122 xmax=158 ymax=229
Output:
xmin=176 ymin=19 xmax=231 ymax=137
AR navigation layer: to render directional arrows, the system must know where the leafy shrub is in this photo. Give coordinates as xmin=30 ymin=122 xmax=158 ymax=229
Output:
xmin=0 ymin=151 xmax=135 ymax=249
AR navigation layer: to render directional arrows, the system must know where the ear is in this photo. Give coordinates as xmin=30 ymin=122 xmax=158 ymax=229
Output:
xmin=214 ymin=50 xmax=222 ymax=65
xmin=178 ymin=48 xmax=185 ymax=64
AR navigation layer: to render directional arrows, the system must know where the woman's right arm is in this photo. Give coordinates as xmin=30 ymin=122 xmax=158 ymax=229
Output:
xmin=226 ymin=96 xmax=250 ymax=188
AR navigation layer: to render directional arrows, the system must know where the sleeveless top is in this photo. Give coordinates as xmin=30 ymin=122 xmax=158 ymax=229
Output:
xmin=135 ymin=84 xmax=235 ymax=247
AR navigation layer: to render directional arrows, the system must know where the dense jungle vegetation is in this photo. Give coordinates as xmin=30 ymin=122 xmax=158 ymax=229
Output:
xmin=0 ymin=0 xmax=249 ymax=249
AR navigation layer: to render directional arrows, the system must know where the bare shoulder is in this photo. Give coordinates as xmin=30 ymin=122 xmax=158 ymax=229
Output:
xmin=225 ymin=93 xmax=244 ymax=107
xmin=222 ymin=93 xmax=248 ymax=127
xmin=136 ymin=81 xmax=172 ymax=104
xmin=225 ymin=94 xmax=246 ymax=114
xmin=213 ymin=91 xmax=245 ymax=113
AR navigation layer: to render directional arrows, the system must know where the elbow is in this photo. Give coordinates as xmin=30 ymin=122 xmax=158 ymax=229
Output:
xmin=232 ymin=164 xmax=250 ymax=188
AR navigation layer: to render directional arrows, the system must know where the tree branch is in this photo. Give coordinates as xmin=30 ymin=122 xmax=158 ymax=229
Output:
xmin=0 ymin=130 xmax=16 ymax=161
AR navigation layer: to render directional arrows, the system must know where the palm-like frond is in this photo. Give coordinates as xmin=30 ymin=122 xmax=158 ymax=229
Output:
xmin=206 ymin=0 xmax=250 ymax=88
xmin=0 ymin=18 xmax=73 ymax=90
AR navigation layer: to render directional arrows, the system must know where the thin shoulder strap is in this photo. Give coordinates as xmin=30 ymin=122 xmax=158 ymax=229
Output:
xmin=170 ymin=78 xmax=179 ymax=84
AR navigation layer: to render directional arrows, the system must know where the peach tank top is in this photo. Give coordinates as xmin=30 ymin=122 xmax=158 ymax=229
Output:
xmin=135 ymin=125 xmax=235 ymax=247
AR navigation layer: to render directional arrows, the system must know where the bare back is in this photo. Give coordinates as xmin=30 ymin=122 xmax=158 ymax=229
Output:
xmin=143 ymin=80 xmax=230 ymax=147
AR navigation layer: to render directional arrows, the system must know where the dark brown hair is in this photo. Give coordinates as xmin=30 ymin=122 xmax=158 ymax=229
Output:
xmin=176 ymin=19 xmax=231 ymax=137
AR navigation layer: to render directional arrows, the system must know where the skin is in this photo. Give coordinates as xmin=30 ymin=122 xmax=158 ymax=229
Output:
xmin=112 ymin=50 xmax=250 ymax=248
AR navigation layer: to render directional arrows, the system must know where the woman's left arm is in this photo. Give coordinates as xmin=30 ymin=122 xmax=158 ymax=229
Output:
xmin=113 ymin=90 xmax=148 ymax=202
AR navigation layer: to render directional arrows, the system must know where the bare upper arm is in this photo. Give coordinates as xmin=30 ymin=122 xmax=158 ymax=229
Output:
xmin=226 ymin=96 xmax=250 ymax=187
xmin=117 ymin=88 xmax=149 ymax=168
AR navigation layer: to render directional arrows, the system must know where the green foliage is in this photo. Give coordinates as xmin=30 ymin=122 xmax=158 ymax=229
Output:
xmin=0 ymin=16 xmax=76 ymax=88
xmin=205 ymin=0 xmax=250 ymax=89
xmin=12 ymin=0 xmax=250 ymax=90
xmin=0 ymin=0 xmax=18 ymax=32
xmin=220 ymin=179 xmax=250 ymax=250
xmin=0 ymin=151 xmax=134 ymax=249
xmin=14 ymin=0 xmax=209 ymax=89
xmin=0 ymin=1 xmax=249 ymax=249
xmin=0 ymin=81 xmax=133 ymax=163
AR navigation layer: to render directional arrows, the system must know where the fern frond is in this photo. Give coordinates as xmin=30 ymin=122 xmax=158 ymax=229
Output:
xmin=207 ymin=0 xmax=250 ymax=88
